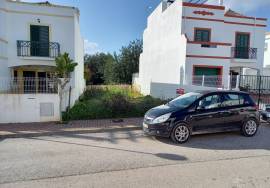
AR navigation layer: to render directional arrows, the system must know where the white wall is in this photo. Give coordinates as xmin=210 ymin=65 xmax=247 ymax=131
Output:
xmin=5 ymin=0 xmax=76 ymax=68
xmin=0 ymin=1 xmax=9 ymax=78
xmin=182 ymin=3 xmax=266 ymax=72
xmin=0 ymin=94 xmax=60 ymax=123
xmin=136 ymin=1 xmax=267 ymax=99
xmin=263 ymin=35 xmax=270 ymax=76
xmin=0 ymin=0 xmax=86 ymax=114
xmin=138 ymin=0 xmax=186 ymax=99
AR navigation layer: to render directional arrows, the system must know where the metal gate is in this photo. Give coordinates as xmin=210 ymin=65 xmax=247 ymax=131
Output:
xmin=239 ymin=75 xmax=270 ymax=109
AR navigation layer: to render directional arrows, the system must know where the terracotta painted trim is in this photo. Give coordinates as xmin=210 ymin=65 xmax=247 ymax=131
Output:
xmin=225 ymin=15 xmax=254 ymax=20
xmin=224 ymin=21 xmax=267 ymax=27
xmin=187 ymin=55 xmax=231 ymax=59
xmin=183 ymin=16 xmax=224 ymax=23
xmin=256 ymin=18 xmax=268 ymax=21
xmin=183 ymin=2 xmax=225 ymax=10
xmin=187 ymin=41 xmax=232 ymax=46
xmin=182 ymin=16 xmax=267 ymax=27
xmin=225 ymin=14 xmax=267 ymax=21
xmin=193 ymin=10 xmax=214 ymax=16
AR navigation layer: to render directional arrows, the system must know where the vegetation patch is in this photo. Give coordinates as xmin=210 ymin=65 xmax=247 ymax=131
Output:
xmin=63 ymin=85 xmax=166 ymax=121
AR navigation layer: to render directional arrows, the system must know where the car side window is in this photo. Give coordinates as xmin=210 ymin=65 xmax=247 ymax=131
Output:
xmin=222 ymin=94 xmax=244 ymax=107
xmin=197 ymin=94 xmax=221 ymax=110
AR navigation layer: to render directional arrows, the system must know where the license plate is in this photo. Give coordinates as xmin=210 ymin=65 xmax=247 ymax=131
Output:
xmin=143 ymin=123 xmax=148 ymax=129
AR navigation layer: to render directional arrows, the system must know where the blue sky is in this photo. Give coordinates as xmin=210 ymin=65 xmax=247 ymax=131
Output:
xmin=25 ymin=0 xmax=270 ymax=54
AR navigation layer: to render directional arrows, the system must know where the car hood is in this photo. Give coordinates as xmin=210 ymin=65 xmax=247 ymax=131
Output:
xmin=145 ymin=104 xmax=181 ymax=118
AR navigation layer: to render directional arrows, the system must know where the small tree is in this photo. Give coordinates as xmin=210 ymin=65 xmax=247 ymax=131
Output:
xmin=55 ymin=53 xmax=78 ymax=121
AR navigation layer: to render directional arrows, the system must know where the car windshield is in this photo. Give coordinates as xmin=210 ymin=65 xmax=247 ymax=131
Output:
xmin=168 ymin=92 xmax=202 ymax=108
xmin=266 ymin=108 xmax=270 ymax=112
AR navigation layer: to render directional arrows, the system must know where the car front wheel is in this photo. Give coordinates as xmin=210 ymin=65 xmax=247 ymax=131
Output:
xmin=171 ymin=124 xmax=190 ymax=144
xmin=242 ymin=119 xmax=258 ymax=137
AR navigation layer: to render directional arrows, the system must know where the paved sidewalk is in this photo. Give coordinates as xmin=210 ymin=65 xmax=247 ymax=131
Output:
xmin=0 ymin=118 xmax=142 ymax=139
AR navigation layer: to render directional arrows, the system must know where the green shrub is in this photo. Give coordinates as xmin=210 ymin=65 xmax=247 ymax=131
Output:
xmin=64 ymin=85 xmax=166 ymax=121
xmin=102 ymin=93 xmax=132 ymax=117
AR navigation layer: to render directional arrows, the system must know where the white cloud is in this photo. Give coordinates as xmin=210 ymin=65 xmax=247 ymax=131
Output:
xmin=206 ymin=0 xmax=270 ymax=13
xmin=84 ymin=39 xmax=100 ymax=55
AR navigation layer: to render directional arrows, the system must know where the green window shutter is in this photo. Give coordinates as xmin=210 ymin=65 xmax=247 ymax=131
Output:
xmin=30 ymin=25 xmax=49 ymax=57
xmin=194 ymin=67 xmax=219 ymax=76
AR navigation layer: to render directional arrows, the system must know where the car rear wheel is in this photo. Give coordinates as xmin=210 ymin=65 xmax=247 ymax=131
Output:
xmin=171 ymin=124 xmax=190 ymax=144
xmin=242 ymin=119 xmax=258 ymax=137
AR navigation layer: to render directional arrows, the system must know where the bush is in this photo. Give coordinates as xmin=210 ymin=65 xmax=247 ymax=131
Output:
xmin=63 ymin=85 xmax=166 ymax=121
xmin=102 ymin=93 xmax=132 ymax=117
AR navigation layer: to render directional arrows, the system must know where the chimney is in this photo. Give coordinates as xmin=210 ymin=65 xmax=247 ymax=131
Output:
xmin=219 ymin=0 xmax=223 ymax=6
xmin=162 ymin=0 xmax=175 ymax=12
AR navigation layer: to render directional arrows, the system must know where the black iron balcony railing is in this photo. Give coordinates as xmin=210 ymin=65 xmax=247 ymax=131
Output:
xmin=17 ymin=40 xmax=60 ymax=58
xmin=231 ymin=47 xmax=257 ymax=59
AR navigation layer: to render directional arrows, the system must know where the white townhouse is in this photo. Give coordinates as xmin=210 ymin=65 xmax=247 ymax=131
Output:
xmin=0 ymin=0 xmax=85 ymax=123
xmin=263 ymin=33 xmax=270 ymax=75
xmin=135 ymin=0 xmax=267 ymax=99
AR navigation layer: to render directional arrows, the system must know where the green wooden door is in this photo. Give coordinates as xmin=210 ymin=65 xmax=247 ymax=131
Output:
xmin=30 ymin=25 xmax=49 ymax=57
xmin=235 ymin=33 xmax=250 ymax=58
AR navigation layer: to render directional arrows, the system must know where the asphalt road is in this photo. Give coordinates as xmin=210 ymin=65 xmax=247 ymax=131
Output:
xmin=1 ymin=124 xmax=270 ymax=188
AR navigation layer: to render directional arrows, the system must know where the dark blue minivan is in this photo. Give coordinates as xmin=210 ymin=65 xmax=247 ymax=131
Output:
xmin=143 ymin=91 xmax=259 ymax=143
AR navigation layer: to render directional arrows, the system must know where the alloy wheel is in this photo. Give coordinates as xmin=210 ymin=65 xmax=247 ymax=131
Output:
xmin=174 ymin=125 xmax=190 ymax=142
xmin=245 ymin=120 xmax=257 ymax=136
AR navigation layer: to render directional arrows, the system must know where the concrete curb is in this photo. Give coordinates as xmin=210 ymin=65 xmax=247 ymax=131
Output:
xmin=0 ymin=126 xmax=142 ymax=140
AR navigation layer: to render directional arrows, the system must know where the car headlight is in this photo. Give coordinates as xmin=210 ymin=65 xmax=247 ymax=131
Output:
xmin=152 ymin=113 xmax=171 ymax=124
xmin=267 ymin=114 xmax=270 ymax=118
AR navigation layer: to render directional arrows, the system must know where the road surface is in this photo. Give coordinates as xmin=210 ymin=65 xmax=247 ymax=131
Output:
xmin=1 ymin=124 xmax=270 ymax=187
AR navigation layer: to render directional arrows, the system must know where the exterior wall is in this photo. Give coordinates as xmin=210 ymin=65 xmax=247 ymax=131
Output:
xmin=0 ymin=0 xmax=9 ymax=78
xmin=5 ymin=0 xmax=76 ymax=68
xmin=182 ymin=2 xmax=266 ymax=73
xmin=0 ymin=94 xmax=60 ymax=123
xmin=0 ymin=0 xmax=85 ymax=115
xmin=263 ymin=34 xmax=270 ymax=76
xmin=136 ymin=0 xmax=267 ymax=99
xmin=138 ymin=0 xmax=186 ymax=99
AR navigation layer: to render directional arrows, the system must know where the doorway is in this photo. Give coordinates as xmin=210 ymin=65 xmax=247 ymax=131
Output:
xmin=23 ymin=71 xmax=36 ymax=93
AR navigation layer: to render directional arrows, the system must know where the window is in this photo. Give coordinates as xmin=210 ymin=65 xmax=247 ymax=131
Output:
xmin=265 ymin=42 xmax=268 ymax=51
xmin=193 ymin=66 xmax=223 ymax=87
xmin=222 ymin=94 xmax=244 ymax=107
xmin=197 ymin=95 xmax=221 ymax=110
xmin=168 ymin=92 xmax=202 ymax=108
xmin=30 ymin=25 xmax=49 ymax=57
xmin=194 ymin=28 xmax=210 ymax=42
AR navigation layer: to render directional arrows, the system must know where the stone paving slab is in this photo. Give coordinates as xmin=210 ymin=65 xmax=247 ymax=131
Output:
xmin=0 ymin=118 xmax=143 ymax=139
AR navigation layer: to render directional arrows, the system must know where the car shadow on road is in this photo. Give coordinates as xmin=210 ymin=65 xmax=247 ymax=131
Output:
xmin=29 ymin=137 xmax=188 ymax=161
xmin=156 ymin=124 xmax=270 ymax=151
xmin=58 ymin=129 xmax=142 ymax=144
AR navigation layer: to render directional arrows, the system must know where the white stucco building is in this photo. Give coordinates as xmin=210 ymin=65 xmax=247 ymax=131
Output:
xmin=135 ymin=0 xmax=267 ymax=99
xmin=0 ymin=0 xmax=85 ymax=123
xmin=263 ymin=33 xmax=270 ymax=75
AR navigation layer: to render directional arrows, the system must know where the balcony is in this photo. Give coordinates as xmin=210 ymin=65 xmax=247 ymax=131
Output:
xmin=17 ymin=40 xmax=60 ymax=58
xmin=231 ymin=47 xmax=257 ymax=59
